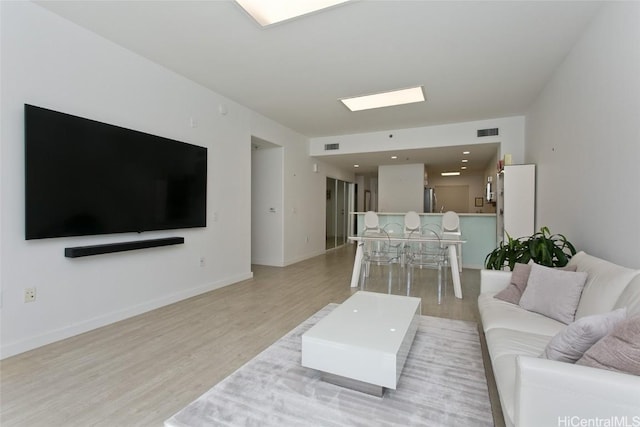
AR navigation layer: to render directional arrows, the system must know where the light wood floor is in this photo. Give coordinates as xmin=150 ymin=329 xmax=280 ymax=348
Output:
xmin=0 ymin=244 xmax=504 ymax=426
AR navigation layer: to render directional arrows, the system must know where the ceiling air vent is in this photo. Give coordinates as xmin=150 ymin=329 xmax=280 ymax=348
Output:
xmin=324 ymin=143 xmax=340 ymax=151
xmin=477 ymin=128 xmax=499 ymax=137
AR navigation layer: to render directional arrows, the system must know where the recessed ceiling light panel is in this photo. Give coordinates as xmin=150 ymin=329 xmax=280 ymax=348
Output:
xmin=340 ymin=86 xmax=425 ymax=112
xmin=235 ymin=0 xmax=350 ymax=27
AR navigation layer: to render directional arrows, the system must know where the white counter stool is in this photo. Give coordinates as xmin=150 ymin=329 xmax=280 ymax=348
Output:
xmin=363 ymin=211 xmax=380 ymax=231
xmin=403 ymin=211 xmax=421 ymax=233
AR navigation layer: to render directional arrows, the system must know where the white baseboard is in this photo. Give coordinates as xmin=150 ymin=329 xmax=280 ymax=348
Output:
xmin=251 ymin=258 xmax=285 ymax=267
xmin=462 ymin=264 xmax=483 ymax=270
xmin=253 ymin=249 xmax=327 ymax=267
xmin=0 ymin=271 xmax=253 ymax=359
xmin=283 ymin=249 xmax=327 ymax=267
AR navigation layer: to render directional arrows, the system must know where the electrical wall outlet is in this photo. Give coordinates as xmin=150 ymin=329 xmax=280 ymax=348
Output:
xmin=24 ymin=287 xmax=36 ymax=303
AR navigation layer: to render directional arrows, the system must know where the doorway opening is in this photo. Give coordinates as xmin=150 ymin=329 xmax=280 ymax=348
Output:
xmin=326 ymin=178 xmax=354 ymax=250
xmin=433 ymin=185 xmax=469 ymax=213
xmin=251 ymin=137 xmax=283 ymax=266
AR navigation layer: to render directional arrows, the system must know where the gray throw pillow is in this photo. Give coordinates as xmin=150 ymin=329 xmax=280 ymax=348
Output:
xmin=519 ymin=263 xmax=588 ymax=324
xmin=495 ymin=263 xmax=577 ymax=305
xmin=542 ymin=308 xmax=627 ymax=363
xmin=493 ymin=263 xmax=531 ymax=304
xmin=576 ymin=314 xmax=640 ymax=375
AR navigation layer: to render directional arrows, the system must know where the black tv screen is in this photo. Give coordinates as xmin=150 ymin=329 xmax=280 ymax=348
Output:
xmin=25 ymin=104 xmax=207 ymax=240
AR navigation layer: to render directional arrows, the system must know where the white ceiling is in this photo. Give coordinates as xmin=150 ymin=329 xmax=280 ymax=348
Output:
xmin=35 ymin=0 xmax=602 ymax=174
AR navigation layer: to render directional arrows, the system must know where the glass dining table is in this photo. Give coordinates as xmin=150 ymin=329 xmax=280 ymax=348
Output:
xmin=347 ymin=232 xmax=466 ymax=299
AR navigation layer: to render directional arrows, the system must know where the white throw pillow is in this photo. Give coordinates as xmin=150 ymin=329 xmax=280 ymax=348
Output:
xmin=519 ymin=263 xmax=588 ymax=324
xmin=542 ymin=308 xmax=627 ymax=363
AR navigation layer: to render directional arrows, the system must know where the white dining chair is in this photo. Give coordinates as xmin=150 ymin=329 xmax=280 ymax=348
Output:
xmin=405 ymin=226 xmax=447 ymax=302
xmin=359 ymin=226 xmax=400 ymax=293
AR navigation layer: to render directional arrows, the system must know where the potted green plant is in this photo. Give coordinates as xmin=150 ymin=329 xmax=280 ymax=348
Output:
xmin=484 ymin=232 xmax=527 ymax=271
xmin=485 ymin=226 xmax=577 ymax=270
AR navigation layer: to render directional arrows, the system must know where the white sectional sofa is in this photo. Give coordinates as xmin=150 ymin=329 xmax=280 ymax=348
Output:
xmin=478 ymin=251 xmax=640 ymax=427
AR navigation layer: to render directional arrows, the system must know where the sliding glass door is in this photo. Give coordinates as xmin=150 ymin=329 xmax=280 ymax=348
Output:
xmin=326 ymin=178 xmax=337 ymax=250
xmin=326 ymin=178 xmax=351 ymax=250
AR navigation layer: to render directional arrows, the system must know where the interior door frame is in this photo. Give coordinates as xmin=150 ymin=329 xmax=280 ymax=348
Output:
xmin=325 ymin=177 xmax=355 ymax=250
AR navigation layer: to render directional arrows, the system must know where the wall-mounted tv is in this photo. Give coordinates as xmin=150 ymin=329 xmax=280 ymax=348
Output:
xmin=25 ymin=104 xmax=207 ymax=240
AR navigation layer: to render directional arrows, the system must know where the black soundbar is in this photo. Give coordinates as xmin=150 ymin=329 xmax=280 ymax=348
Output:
xmin=64 ymin=237 xmax=184 ymax=258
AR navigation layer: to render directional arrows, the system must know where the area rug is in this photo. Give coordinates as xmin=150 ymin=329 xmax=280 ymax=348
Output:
xmin=165 ymin=304 xmax=493 ymax=427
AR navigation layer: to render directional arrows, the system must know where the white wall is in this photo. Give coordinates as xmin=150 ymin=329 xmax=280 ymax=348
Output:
xmin=525 ymin=2 xmax=640 ymax=269
xmin=0 ymin=2 xmax=337 ymax=358
xmin=378 ymin=163 xmax=425 ymax=212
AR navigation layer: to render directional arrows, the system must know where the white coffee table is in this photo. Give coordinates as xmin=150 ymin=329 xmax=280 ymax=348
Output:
xmin=301 ymin=291 xmax=421 ymax=396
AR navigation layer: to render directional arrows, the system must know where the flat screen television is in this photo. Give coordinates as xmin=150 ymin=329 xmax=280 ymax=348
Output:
xmin=25 ymin=104 xmax=207 ymax=240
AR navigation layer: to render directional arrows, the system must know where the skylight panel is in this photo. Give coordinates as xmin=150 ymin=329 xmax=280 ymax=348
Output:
xmin=235 ymin=0 xmax=350 ymax=27
xmin=340 ymin=86 xmax=425 ymax=112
